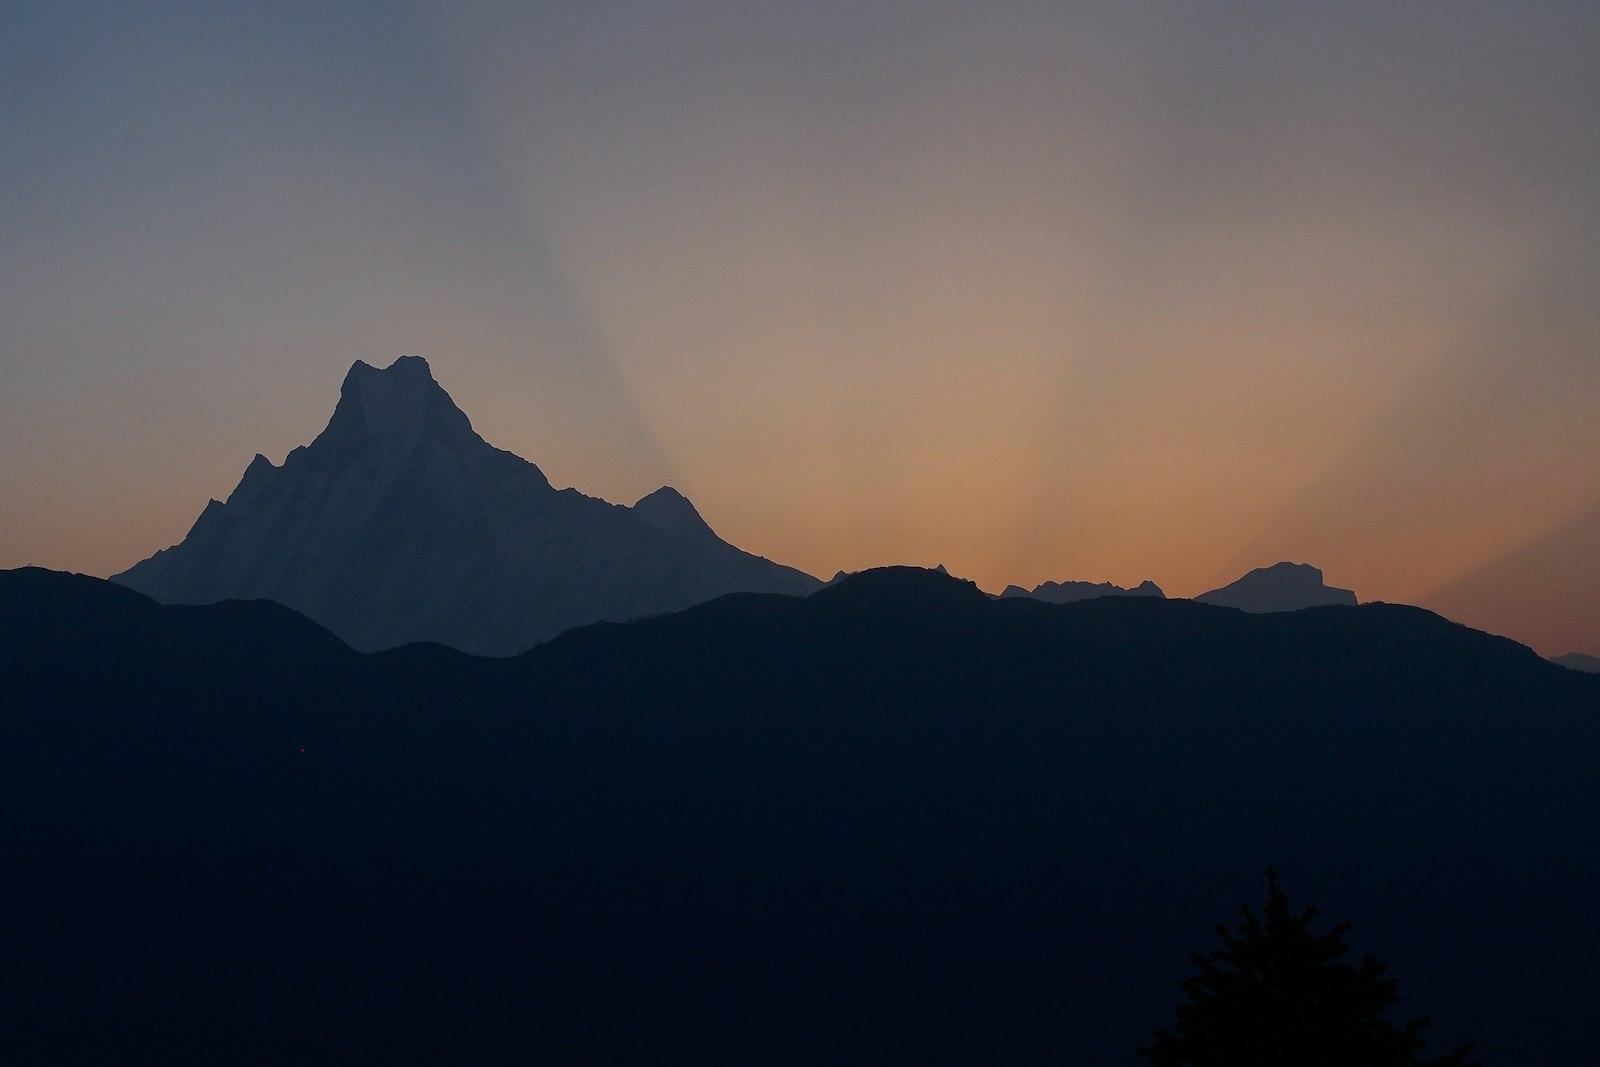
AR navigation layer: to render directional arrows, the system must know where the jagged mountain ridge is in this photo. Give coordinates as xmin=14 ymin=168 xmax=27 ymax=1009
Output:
xmin=113 ymin=356 xmax=819 ymax=654
xmin=997 ymin=577 xmax=1166 ymax=603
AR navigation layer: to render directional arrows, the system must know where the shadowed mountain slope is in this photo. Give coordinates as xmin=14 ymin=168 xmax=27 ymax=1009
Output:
xmin=1196 ymin=560 xmax=1357 ymax=612
xmin=112 ymin=356 xmax=819 ymax=654
xmin=4 ymin=566 xmax=1596 ymax=1064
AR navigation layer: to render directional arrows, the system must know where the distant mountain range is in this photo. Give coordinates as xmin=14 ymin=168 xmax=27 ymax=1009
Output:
xmin=103 ymin=354 xmax=1575 ymax=666
xmin=999 ymin=562 xmax=1356 ymax=614
xmin=113 ymin=356 xmax=819 ymax=655
xmin=997 ymin=577 xmax=1166 ymax=603
xmin=4 ymin=564 xmax=1596 ymax=1064
xmin=1551 ymin=651 xmax=1600 ymax=673
xmin=1196 ymin=561 xmax=1358 ymax=613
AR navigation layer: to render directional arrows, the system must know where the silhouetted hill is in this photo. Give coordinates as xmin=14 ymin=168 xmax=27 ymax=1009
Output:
xmin=998 ymin=577 xmax=1166 ymax=603
xmin=4 ymin=566 xmax=1596 ymax=1064
xmin=1551 ymin=651 xmax=1600 ymax=673
xmin=1196 ymin=560 xmax=1357 ymax=612
xmin=3 ymin=565 xmax=353 ymax=667
xmin=810 ymin=563 xmax=990 ymax=612
xmin=112 ymin=356 xmax=819 ymax=655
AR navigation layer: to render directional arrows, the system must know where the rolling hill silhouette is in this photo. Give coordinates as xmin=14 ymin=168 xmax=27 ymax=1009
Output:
xmin=112 ymin=356 xmax=819 ymax=654
xmin=4 ymin=565 xmax=1596 ymax=1064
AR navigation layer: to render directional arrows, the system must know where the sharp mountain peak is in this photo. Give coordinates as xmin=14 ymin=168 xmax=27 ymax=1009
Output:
xmin=327 ymin=354 xmax=474 ymax=463
xmin=113 ymin=356 xmax=819 ymax=654
xmin=632 ymin=485 xmax=712 ymax=534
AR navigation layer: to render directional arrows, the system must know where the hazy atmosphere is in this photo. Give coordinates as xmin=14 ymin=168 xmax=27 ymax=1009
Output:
xmin=4 ymin=1 xmax=1597 ymax=655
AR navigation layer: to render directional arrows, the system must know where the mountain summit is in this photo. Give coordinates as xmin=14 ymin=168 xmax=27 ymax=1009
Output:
xmin=1195 ymin=561 xmax=1357 ymax=613
xmin=114 ymin=356 xmax=819 ymax=654
xmin=334 ymin=355 xmax=485 ymax=472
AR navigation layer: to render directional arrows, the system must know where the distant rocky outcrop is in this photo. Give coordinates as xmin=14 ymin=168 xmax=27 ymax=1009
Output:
xmin=1195 ymin=562 xmax=1357 ymax=613
xmin=998 ymin=578 xmax=1166 ymax=604
xmin=113 ymin=356 xmax=819 ymax=654
xmin=1551 ymin=652 xmax=1600 ymax=673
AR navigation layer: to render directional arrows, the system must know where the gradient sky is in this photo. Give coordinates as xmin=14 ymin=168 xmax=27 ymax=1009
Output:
xmin=3 ymin=1 xmax=1597 ymax=655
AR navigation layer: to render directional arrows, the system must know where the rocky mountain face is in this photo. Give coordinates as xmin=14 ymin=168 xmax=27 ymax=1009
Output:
xmin=1195 ymin=561 xmax=1357 ymax=613
xmin=997 ymin=578 xmax=1166 ymax=603
xmin=113 ymin=356 xmax=819 ymax=654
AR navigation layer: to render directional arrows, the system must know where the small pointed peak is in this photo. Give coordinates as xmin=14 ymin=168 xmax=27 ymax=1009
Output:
xmin=231 ymin=452 xmax=278 ymax=499
xmin=633 ymin=485 xmax=711 ymax=534
xmin=191 ymin=497 xmax=227 ymax=529
xmin=637 ymin=485 xmax=687 ymax=504
xmin=386 ymin=354 xmax=435 ymax=378
xmin=934 ymin=563 xmax=949 ymax=575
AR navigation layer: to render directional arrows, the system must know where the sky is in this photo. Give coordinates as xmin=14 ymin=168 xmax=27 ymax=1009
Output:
xmin=3 ymin=1 xmax=1597 ymax=656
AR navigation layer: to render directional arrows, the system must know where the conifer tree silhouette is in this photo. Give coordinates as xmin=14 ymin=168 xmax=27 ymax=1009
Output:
xmin=1139 ymin=868 xmax=1479 ymax=1067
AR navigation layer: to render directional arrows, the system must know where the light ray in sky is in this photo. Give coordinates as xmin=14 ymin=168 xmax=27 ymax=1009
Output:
xmin=3 ymin=1 xmax=1599 ymax=653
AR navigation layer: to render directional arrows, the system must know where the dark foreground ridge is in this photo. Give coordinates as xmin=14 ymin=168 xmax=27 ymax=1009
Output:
xmin=3 ymin=566 xmax=1597 ymax=1064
